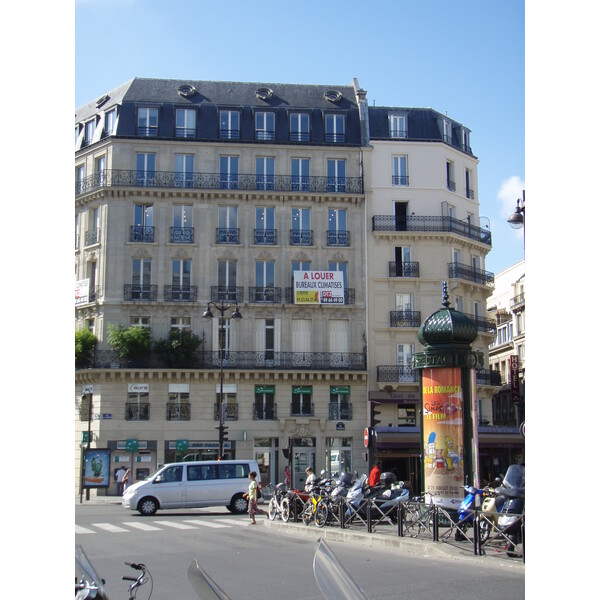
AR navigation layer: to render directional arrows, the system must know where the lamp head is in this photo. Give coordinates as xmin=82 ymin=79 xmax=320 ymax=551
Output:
xmin=231 ymin=306 xmax=243 ymax=319
xmin=202 ymin=306 xmax=214 ymax=319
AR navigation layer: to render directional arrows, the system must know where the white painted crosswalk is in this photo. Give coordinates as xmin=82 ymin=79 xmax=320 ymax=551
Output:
xmin=75 ymin=517 xmax=257 ymax=535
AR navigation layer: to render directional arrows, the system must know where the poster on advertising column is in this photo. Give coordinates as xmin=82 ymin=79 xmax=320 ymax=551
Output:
xmin=422 ymin=367 xmax=464 ymax=508
xmin=293 ymin=270 xmax=345 ymax=304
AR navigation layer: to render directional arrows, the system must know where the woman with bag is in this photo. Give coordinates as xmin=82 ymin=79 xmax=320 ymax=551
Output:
xmin=244 ymin=471 xmax=265 ymax=524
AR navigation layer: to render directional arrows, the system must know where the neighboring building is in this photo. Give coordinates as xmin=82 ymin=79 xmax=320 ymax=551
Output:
xmin=484 ymin=260 xmax=525 ymax=477
xmin=363 ymin=106 xmax=500 ymax=491
xmin=75 ymin=77 xmax=505 ymax=497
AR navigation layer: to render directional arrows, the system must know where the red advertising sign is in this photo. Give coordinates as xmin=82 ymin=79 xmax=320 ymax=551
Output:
xmin=510 ymin=355 xmax=520 ymax=404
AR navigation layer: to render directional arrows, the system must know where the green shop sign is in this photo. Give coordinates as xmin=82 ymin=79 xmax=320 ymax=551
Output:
xmin=292 ymin=386 xmax=312 ymax=394
xmin=255 ymin=385 xmax=275 ymax=394
xmin=330 ymin=386 xmax=350 ymax=395
xmin=125 ymin=439 xmax=138 ymax=452
xmin=176 ymin=439 xmax=189 ymax=451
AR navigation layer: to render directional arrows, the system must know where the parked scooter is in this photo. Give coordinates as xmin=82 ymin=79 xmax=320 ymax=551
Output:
xmin=345 ymin=472 xmax=402 ymax=520
xmin=497 ymin=464 xmax=525 ymax=553
xmin=478 ymin=477 xmax=506 ymax=542
xmin=454 ymin=485 xmax=484 ymax=540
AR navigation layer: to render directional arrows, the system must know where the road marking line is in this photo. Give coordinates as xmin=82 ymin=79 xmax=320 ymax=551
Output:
xmin=155 ymin=520 xmax=196 ymax=530
xmin=75 ymin=525 xmax=95 ymax=534
xmin=123 ymin=521 xmax=162 ymax=531
xmin=92 ymin=522 xmax=129 ymax=533
xmin=182 ymin=519 xmax=230 ymax=528
xmin=214 ymin=519 xmax=252 ymax=527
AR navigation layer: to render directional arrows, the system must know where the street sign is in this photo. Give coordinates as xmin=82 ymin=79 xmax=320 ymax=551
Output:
xmin=364 ymin=428 xmax=369 ymax=448
xmin=125 ymin=439 xmax=138 ymax=451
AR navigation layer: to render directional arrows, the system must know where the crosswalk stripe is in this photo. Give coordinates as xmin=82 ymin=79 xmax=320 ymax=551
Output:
xmin=92 ymin=522 xmax=129 ymax=533
xmin=75 ymin=525 xmax=95 ymax=534
xmin=123 ymin=521 xmax=162 ymax=531
xmin=182 ymin=519 xmax=229 ymax=529
xmin=155 ymin=520 xmax=197 ymax=530
xmin=214 ymin=518 xmax=252 ymax=527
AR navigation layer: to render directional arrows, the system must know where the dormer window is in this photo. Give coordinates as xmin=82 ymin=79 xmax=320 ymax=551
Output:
xmin=220 ymin=110 xmax=240 ymax=140
xmin=84 ymin=119 xmax=96 ymax=145
xmin=443 ymin=120 xmax=452 ymax=144
xmin=137 ymin=107 xmax=158 ymax=137
xmin=255 ymin=112 xmax=275 ymax=141
xmin=325 ymin=113 xmax=345 ymax=143
xmin=389 ymin=114 xmax=407 ymax=138
xmin=462 ymin=129 xmax=471 ymax=153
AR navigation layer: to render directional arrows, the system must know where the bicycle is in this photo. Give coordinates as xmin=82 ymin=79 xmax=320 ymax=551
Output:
xmin=266 ymin=482 xmax=290 ymax=522
xmin=302 ymin=479 xmax=332 ymax=526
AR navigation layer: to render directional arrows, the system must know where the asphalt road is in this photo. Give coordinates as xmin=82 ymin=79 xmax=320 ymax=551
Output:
xmin=76 ymin=504 xmax=525 ymax=599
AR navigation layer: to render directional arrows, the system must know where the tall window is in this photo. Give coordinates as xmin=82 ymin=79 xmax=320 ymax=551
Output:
xmin=389 ymin=114 xmax=407 ymax=138
xmin=291 ymin=207 xmax=311 ymax=245
xmin=392 ymin=155 xmax=408 ymax=186
xmin=255 ymin=261 xmax=275 ymax=302
xmin=255 ymin=385 xmax=275 ymax=420
xmin=175 ymin=154 xmax=194 ymax=188
xmin=291 ymin=158 xmax=310 ymax=191
xmin=465 ymin=168 xmax=474 ymax=198
xmin=325 ymin=114 xmax=345 ymax=143
xmin=219 ymin=156 xmax=239 ymax=189
xmin=172 ymin=205 xmax=193 ymax=243
xmin=132 ymin=204 xmax=154 ymax=242
xmin=218 ymin=259 xmax=237 ymax=301
xmin=397 ymin=343 xmax=415 ymax=381
xmin=76 ymin=165 xmax=85 ymax=194
xmin=443 ymin=120 xmax=452 ymax=144
xmin=136 ymin=153 xmax=155 ymax=187
xmin=132 ymin=258 xmax=152 ymax=300
xmin=327 ymin=159 xmax=346 ymax=192
xmin=126 ymin=389 xmax=149 ymax=420
xmin=172 ymin=259 xmax=192 ymax=299
xmin=105 ymin=108 xmax=117 ymax=136
xmin=327 ymin=208 xmax=348 ymax=246
xmin=220 ymin=110 xmax=240 ymax=139
xmin=393 ymin=246 xmax=413 ymax=277
xmin=290 ymin=113 xmax=310 ymax=141
xmin=256 ymin=157 xmax=275 ymax=190
xmin=175 ymin=108 xmax=196 ymax=138
xmin=292 ymin=386 xmax=312 ymax=416
xmin=95 ymin=156 xmax=106 ymax=187
xmin=217 ymin=206 xmax=238 ymax=243
xmin=167 ymin=386 xmax=190 ymax=421
xmin=292 ymin=260 xmax=310 ymax=287
xmin=255 ymin=207 xmax=275 ymax=244
xmin=84 ymin=119 xmax=96 ymax=145
xmin=137 ymin=107 xmax=158 ymax=137
xmin=330 ymin=386 xmax=351 ymax=420
xmin=446 ymin=161 xmax=455 ymax=191
xmin=255 ymin=112 xmax=275 ymax=140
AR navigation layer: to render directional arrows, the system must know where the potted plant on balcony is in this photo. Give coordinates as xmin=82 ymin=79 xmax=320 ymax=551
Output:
xmin=75 ymin=328 xmax=97 ymax=368
xmin=107 ymin=323 xmax=151 ymax=367
xmin=154 ymin=330 xmax=203 ymax=368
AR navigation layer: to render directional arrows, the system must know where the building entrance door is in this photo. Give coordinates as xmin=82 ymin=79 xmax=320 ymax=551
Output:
xmin=293 ymin=448 xmax=315 ymax=490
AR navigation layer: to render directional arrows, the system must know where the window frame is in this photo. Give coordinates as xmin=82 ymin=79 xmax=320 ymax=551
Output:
xmin=255 ymin=111 xmax=275 ymax=141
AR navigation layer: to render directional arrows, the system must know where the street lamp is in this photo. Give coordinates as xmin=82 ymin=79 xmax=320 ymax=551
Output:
xmin=508 ymin=190 xmax=525 ymax=229
xmin=203 ymin=300 xmax=242 ymax=460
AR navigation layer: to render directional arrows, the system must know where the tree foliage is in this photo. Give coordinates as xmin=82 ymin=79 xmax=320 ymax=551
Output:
xmin=154 ymin=329 xmax=203 ymax=368
xmin=107 ymin=323 xmax=151 ymax=363
xmin=75 ymin=328 xmax=97 ymax=368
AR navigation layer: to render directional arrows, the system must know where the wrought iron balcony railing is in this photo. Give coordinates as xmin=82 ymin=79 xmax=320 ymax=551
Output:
xmin=216 ymin=228 xmax=240 ymax=244
xmin=126 ymin=402 xmax=150 ymax=420
xmin=372 ymin=215 xmax=491 ymax=246
xmin=290 ymin=403 xmax=314 ymax=417
xmin=327 ymin=230 xmax=350 ymax=246
xmin=511 ymin=293 xmax=525 ymax=310
xmin=392 ymin=175 xmax=409 ymax=186
xmin=475 ymin=369 xmax=502 ymax=386
xmin=85 ymin=229 xmax=100 ymax=246
xmin=448 ymin=262 xmax=495 ymax=287
xmin=377 ymin=365 xmax=418 ymax=383
xmin=388 ymin=261 xmax=420 ymax=278
xmin=254 ymin=229 xmax=277 ymax=245
xmin=329 ymin=403 xmax=353 ymax=420
xmin=213 ymin=403 xmax=239 ymax=420
xmin=290 ymin=229 xmax=313 ymax=245
xmin=447 ymin=179 xmax=456 ymax=192
xmin=75 ymin=170 xmax=364 ymax=196
xmin=130 ymin=226 xmax=154 ymax=243
xmin=248 ymin=287 xmax=282 ymax=303
xmin=170 ymin=227 xmax=194 ymax=243
xmin=124 ymin=285 xmax=158 ymax=301
xmin=164 ymin=285 xmax=198 ymax=302
xmin=166 ymin=402 xmax=191 ymax=421
xmin=465 ymin=313 xmax=497 ymax=334
xmin=253 ymin=405 xmax=277 ymax=420
xmin=390 ymin=310 xmax=421 ymax=327
xmin=210 ymin=286 xmax=244 ymax=303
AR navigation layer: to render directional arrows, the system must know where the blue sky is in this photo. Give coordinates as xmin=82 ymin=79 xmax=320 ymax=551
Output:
xmin=75 ymin=0 xmax=525 ymax=275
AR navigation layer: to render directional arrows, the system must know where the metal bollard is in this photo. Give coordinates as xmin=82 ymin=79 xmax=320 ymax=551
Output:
xmin=433 ymin=505 xmax=438 ymax=541
xmin=398 ymin=504 xmax=404 ymax=537
xmin=367 ymin=501 xmax=372 ymax=533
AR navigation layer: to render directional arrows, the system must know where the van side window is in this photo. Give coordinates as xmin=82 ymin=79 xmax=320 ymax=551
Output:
xmin=186 ymin=465 xmax=202 ymax=481
xmin=199 ymin=465 xmax=216 ymax=480
xmin=218 ymin=465 xmax=235 ymax=479
xmin=160 ymin=466 xmax=182 ymax=483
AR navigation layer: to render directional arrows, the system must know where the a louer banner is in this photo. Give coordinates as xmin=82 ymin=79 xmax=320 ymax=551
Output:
xmin=293 ymin=270 xmax=344 ymax=304
xmin=422 ymin=367 xmax=465 ymax=509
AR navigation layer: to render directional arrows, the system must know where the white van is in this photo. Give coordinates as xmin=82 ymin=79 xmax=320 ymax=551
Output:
xmin=122 ymin=459 xmax=260 ymax=516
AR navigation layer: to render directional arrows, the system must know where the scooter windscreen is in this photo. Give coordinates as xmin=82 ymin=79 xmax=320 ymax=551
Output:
xmin=75 ymin=545 xmax=109 ymax=600
xmin=187 ymin=559 xmax=232 ymax=599
xmin=502 ymin=465 xmax=525 ymax=489
xmin=313 ymin=538 xmax=368 ymax=600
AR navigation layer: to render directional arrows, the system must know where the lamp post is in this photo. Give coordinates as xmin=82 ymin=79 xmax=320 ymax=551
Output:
xmin=508 ymin=189 xmax=525 ymax=254
xmin=203 ymin=300 xmax=242 ymax=460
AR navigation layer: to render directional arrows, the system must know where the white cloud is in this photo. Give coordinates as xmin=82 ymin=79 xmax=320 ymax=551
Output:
xmin=497 ymin=176 xmax=525 ymax=217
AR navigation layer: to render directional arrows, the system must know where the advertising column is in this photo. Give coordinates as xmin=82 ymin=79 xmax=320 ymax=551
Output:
xmin=422 ymin=367 xmax=464 ymax=508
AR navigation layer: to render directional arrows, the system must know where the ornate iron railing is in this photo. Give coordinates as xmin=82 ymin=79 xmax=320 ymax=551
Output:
xmin=216 ymin=228 xmax=240 ymax=244
xmin=85 ymin=229 xmax=100 ymax=246
xmin=329 ymin=403 xmax=353 ymax=420
xmin=164 ymin=286 xmax=198 ymax=302
xmin=76 ymin=169 xmax=364 ymax=196
xmin=254 ymin=229 xmax=277 ymax=245
xmin=210 ymin=286 xmax=244 ymax=303
xmin=126 ymin=402 xmax=150 ymax=420
xmin=130 ymin=226 xmax=154 ymax=243
xmin=248 ymin=287 xmax=282 ymax=303
xmin=213 ymin=403 xmax=238 ymax=420
xmin=388 ymin=261 xmax=420 ymax=278
xmin=465 ymin=313 xmax=497 ymax=334
xmin=170 ymin=227 xmax=194 ymax=243
xmin=390 ymin=311 xmax=421 ymax=327
xmin=123 ymin=285 xmax=158 ymax=301
xmin=290 ymin=229 xmax=313 ymax=246
xmin=253 ymin=405 xmax=277 ymax=420
xmin=376 ymin=365 xmax=418 ymax=383
xmin=327 ymin=230 xmax=350 ymax=246
xmin=372 ymin=215 xmax=491 ymax=246
xmin=166 ymin=403 xmax=191 ymax=421
xmin=448 ymin=262 xmax=495 ymax=287
xmin=475 ymin=369 xmax=502 ymax=386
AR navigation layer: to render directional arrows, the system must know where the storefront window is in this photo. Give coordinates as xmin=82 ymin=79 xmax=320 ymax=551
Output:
xmin=325 ymin=437 xmax=352 ymax=474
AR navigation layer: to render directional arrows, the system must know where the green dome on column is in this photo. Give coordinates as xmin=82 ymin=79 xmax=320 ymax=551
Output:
xmin=417 ymin=282 xmax=478 ymax=349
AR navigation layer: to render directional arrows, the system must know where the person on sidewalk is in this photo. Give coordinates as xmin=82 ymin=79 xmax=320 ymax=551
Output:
xmin=244 ymin=471 xmax=265 ymax=524
xmin=304 ymin=466 xmax=317 ymax=492
xmin=369 ymin=461 xmax=382 ymax=487
xmin=115 ymin=466 xmax=127 ymax=495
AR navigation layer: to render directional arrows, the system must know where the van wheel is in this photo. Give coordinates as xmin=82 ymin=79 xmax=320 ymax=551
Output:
xmin=138 ymin=497 xmax=158 ymax=516
xmin=230 ymin=494 xmax=249 ymax=514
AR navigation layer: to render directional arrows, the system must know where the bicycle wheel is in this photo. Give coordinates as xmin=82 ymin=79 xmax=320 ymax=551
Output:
xmin=268 ymin=497 xmax=278 ymax=521
xmin=315 ymin=500 xmax=329 ymax=528
xmin=281 ymin=498 xmax=291 ymax=522
xmin=302 ymin=503 xmax=314 ymax=525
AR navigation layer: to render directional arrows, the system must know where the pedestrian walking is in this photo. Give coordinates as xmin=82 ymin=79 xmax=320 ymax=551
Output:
xmin=369 ymin=461 xmax=382 ymax=487
xmin=284 ymin=465 xmax=291 ymax=487
xmin=123 ymin=468 xmax=131 ymax=491
xmin=115 ymin=466 xmax=127 ymax=495
xmin=304 ymin=466 xmax=316 ymax=491
xmin=244 ymin=471 xmax=265 ymax=524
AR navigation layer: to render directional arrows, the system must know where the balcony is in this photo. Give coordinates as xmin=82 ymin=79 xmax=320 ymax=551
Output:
xmin=392 ymin=175 xmax=409 ymax=186
xmin=85 ymin=229 xmax=100 ymax=246
xmin=76 ymin=170 xmax=363 ymax=196
xmin=216 ymin=228 xmax=240 ymax=244
xmin=164 ymin=286 xmax=198 ymax=302
xmin=254 ymin=229 xmax=277 ymax=245
xmin=130 ymin=226 xmax=154 ymax=243
xmin=253 ymin=404 xmax=277 ymax=420
xmin=390 ymin=311 xmax=421 ymax=328
xmin=448 ymin=262 xmax=495 ymax=287
xmin=248 ymin=287 xmax=282 ymax=303
xmin=290 ymin=230 xmax=313 ymax=246
xmin=166 ymin=403 xmax=190 ymax=421
xmin=476 ymin=369 xmax=502 ymax=386
xmin=447 ymin=179 xmax=456 ymax=192
xmin=126 ymin=402 xmax=150 ymax=421
xmin=511 ymin=293 xmax=525 ymax=311
xmin=388 ymin=261 xmax=420 ymax=278
xmin=327 ymin=230 xmax=350 ymax=246
xmin=210 ymin=286 xmax=244 ymax=303
xmin=465 ymin=313 xmax=497 ymax=334
xmin=329 ymin=403 xmax=353 ymax=420
xmin=372 ymin=214 xmax=491 ymax=246
xmin=377 ymin=365 xmax=418 ymax=383
xmin=213 ymin=403 xmax=239 ymax=420
xmin=170 ymin=227 xmax=194 ymax=243
xmin=124 ymin=285 xmax=158 ymax=302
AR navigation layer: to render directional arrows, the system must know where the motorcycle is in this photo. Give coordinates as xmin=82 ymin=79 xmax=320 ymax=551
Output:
xmin=478 ymin=477 xmax=506 ymax=542
xmin=454 ymin=485 xmax=484 ymax=541
xmin=345 ymin=472 xmax=403 ymax=521
xmin=496 ymin=464 xmax=525 ymax=554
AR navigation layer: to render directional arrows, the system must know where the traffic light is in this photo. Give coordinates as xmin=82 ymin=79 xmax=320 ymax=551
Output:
xmin=282 ymin=447 xmax=290 ymax=459
xmin=372 ymin=403 xmax=382 ymax=426
xmin=216 ymin=424 xmax=229 ymax=442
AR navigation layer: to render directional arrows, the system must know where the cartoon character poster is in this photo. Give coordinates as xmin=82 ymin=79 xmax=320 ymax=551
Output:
xmin=422 ymin=368 xmax=464 ymax=508
xmin=83 ymin=449 xmax=111 ymax=488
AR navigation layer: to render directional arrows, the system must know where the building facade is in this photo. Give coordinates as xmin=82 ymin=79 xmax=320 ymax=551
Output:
xmin=75 ymin=77 xmax=505 ymax=497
